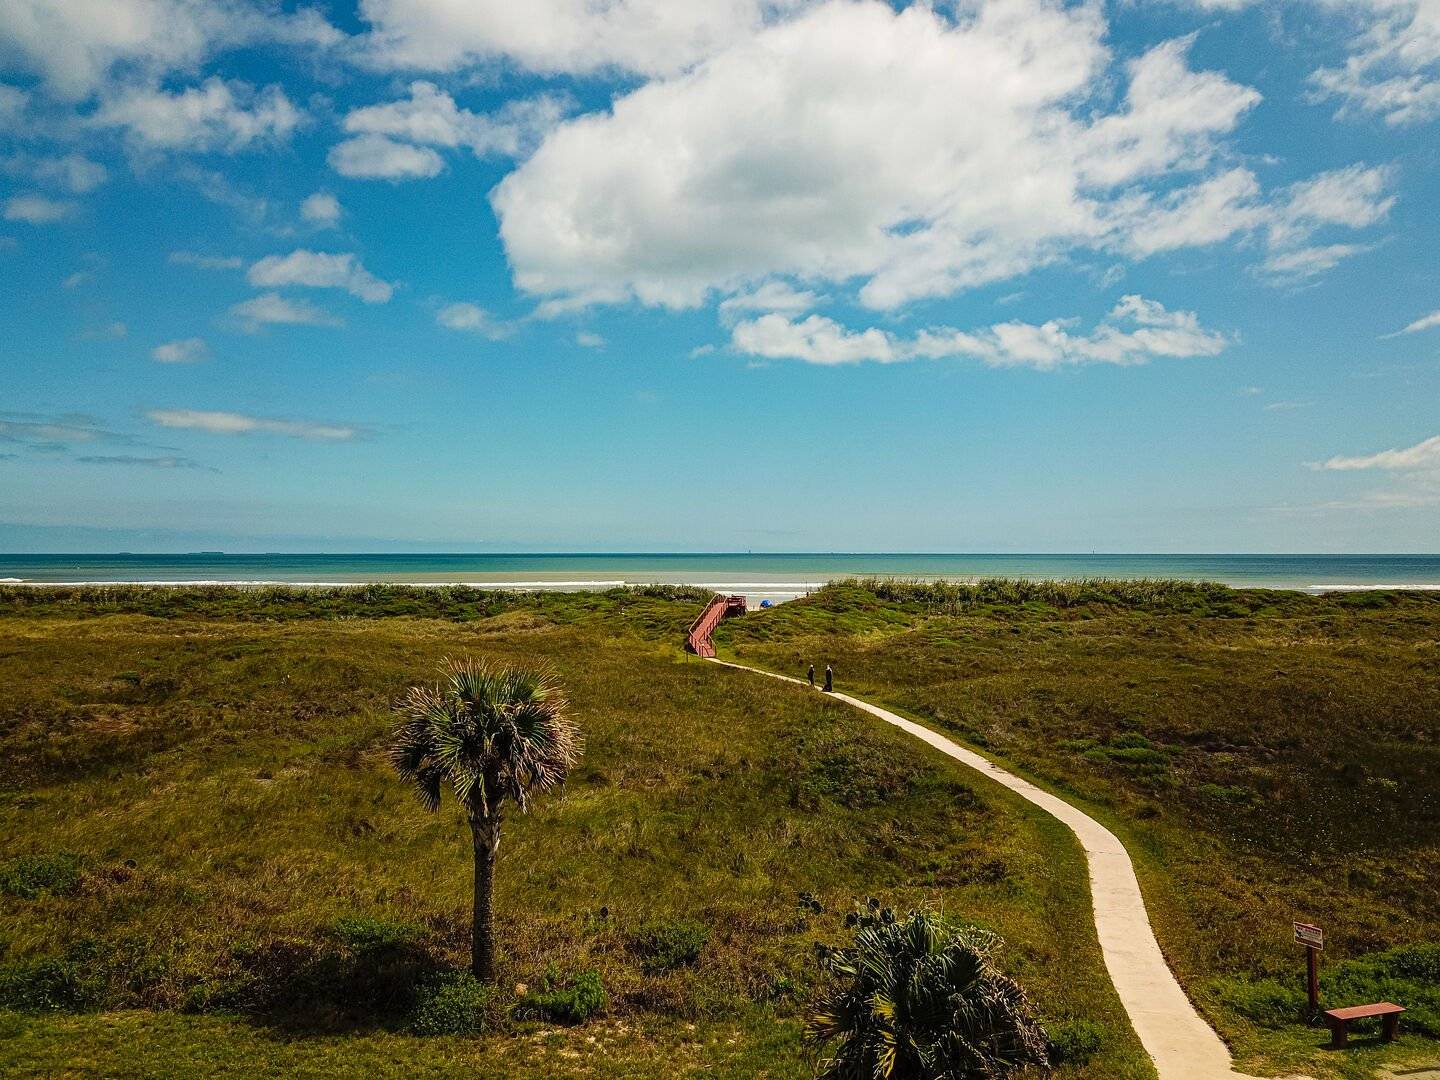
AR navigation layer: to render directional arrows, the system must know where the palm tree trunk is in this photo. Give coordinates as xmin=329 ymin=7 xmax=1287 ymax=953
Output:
xmin=469 ymin=814 xmax=500 ymax=982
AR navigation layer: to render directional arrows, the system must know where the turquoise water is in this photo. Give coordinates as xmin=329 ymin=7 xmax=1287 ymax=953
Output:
xmin=3 ymin=553 xmax=1440 ymax=601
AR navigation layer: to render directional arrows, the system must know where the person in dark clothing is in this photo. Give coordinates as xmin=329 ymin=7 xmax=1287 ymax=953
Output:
xmin=807 ymin=664 xmax=815 ymax=687
xmin=823 ymin=664 xmax=833 ymax=692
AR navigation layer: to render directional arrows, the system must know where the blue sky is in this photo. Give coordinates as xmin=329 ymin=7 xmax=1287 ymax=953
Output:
xmin=1 ymin=0 xmax=1438 ymax=553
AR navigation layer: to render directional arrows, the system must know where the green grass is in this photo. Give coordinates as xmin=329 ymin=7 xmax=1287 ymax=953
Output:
xmin=0 ymin=585 xmax=1150 ymax=1078
xmin=718 ymin=579 xmax=1440 ymax=1079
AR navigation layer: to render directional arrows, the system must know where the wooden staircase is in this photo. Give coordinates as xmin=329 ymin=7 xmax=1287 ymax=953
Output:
xmin=685 ymin=593 xmax=747 ymax=657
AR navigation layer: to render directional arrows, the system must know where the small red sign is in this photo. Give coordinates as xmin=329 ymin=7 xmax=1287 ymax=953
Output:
xmin=1294 ymin=922 xmax=1324 ymax=951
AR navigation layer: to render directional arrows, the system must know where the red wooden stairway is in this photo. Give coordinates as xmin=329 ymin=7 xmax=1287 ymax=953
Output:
xmin=685 ymin=593 xmax=747 ymax=657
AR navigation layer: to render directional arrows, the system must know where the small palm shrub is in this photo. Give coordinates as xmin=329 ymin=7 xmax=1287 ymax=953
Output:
xmin=629 ymin=918 xmax=709 ymax=973
xmin=515 ymin=966 xmax=606 ymax=1024
xmin=410 ymin=971 xmax=495 ymax=1036
xmin=807 ymin=901 xmax=1049 ymax=1080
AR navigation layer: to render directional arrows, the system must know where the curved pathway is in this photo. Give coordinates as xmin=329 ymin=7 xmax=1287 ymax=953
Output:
xmin=709 ymin=657 xmax=1264 ymax=1080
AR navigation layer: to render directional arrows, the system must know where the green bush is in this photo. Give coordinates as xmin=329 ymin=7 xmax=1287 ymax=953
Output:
xmin=1047 ymin=1018 xmax=1105 ymax=1064
xmin=409 ymin=971 xmax=494 ymax=1037
xmin=0 ymin=852 xmax=83 ymax=899
xmin=0 ymin=943 xmax=104 ymax=1013
xmin=330 ymin=915 xmax=424 ymax=953
xmin=629 ymin=918 xmax=709 ymax=973
xmin=515 ymin=967 xmax=606 ymax=1024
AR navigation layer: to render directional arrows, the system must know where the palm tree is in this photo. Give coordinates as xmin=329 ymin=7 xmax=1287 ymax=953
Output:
xmin=390 ymin=659 xmax=581 ymax=982
xmin=807 ymin=902 xmax=1049 ymax=1079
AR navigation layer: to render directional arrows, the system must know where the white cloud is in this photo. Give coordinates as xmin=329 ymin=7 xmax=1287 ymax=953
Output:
xmin=247 ymin=250 xmax=393 ymax=303
xmin=1383 ymin=308 xmax=1440 ymax=336
xmin=0 ymin=83 xmax=28 ymax=128
xmin=1125 ymin=162 xmax=1394 ymax=279
xmin=4 ymin=194 xmax=77 ymax=223
xmin=328 ymin=134 xmax=444 ymax=179
xmin=731 ymin=294 xmax=1230 ymax=369
xmin=1320 ymin=434 xmax=1440 ymax=470
xmin=493 ymin=1 xmax=1379 ymax=314
xmin=91 ymin=78 xmax=304 ymax=152
xmin=435 ymin=301 xmax=510 ymax=339
xmin=151 ymin=337 xmax=208 ymax=363
xmin=576 ymin=331 xmax=605 ymax=348
xmin=0 ymin=0 xmax=339 ymax=100
xmin=229 ymin=291 xmax=341 ymax=331
xmin=146 ymin=408 xmax=357 ymax=440
xmin=1309 ymin=0 xmax=1440 ymax=125
xmin=718 ymin=281 xmax=820 ymax=319
xmin=0 ymin=153 xmax=108 ymax=193
xmin=300 ymin=191 xmax=341 ymax=225
xmin=338 ymin=82 xmax=567 ymax=172
xmin=355 ymin=0 xmax=795 ymax=78
xmin=1258 ymin=242 xmax=1373 ymax=281
xmin=169 ymin=250 xmax=243 ymax=269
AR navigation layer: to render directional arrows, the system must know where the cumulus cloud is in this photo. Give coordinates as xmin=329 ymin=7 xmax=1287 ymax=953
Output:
xmin=90 ymin=78 xmax=305 ymax=152
xmin=336 ymin=82 xmax=568 ymax=178
xmin=575 ymin=331 xmax=605 ymax=347
xmin=355 ymin=0 xmax=795 ymax=77
xmin=328 ymin=133 xmax=444 ymax=179
xmin=435 ymin=301 xmax=511 ymax=339
xmin=1320 ymin=434 xmax=1440 ymax=470
xmin=145 ymin=409 xmax=358 ymax=440
xmin=247 ymin=250 xmax=393 ymax=303
xmin=493 ymin=1 xmax=1385 ymax=314
xmin=151 ymin=337 xmax=208 ymax=363
xmin=229 ymin=291 xmax=341 ymax=331
xmin=0 ymin=0 xmax=339 ymax=100
xmin=0 ymin=153 xmax=107 ymax=193
xmin=718 ymin=281 xmax=820 ymax=319
xmin=4 ymin=193 xmax=77 ymax=223
xmin=730 ymin=294 xmax=1230 ymax=368
xmin=300 ymin=191 xmax=341 ymax=225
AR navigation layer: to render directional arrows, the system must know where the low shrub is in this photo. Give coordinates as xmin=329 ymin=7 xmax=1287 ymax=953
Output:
xmin=0 ymin=852 xmax=83 ymax=899
xmin=0 ymin=941 xmax=105 ymax=1012
xmin=629 ymin=918 xmax=709 ymax=973
xmin=410 ymin=971 xmax=495 ymax=1036
xmin=515 ymin=967 xmax=606 ymax=1024
xmin=1047 ymin=1017 xmax=1105 ymax=1064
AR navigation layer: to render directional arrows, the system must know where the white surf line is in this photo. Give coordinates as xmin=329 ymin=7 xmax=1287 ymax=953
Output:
xmin=708 ymin=657 xmax=1267 ymax=1080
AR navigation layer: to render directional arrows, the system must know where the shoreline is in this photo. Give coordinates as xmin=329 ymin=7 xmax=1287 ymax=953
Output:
xmin=6 ymin=577 xmax=1440 ymax=597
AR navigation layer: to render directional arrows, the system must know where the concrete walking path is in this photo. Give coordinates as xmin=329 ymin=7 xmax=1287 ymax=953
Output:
xmin=709 ymin=657 xmax=1265 ymax=1080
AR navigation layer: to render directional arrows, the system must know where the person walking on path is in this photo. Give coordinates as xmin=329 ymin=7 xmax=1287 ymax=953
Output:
xmin=807 ymin=664 xmax=815 ymax=687
xmin=823 ymin=664 xmax=833 ymax=692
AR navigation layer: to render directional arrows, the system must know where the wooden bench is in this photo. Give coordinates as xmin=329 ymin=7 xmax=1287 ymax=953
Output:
xmin=1324 ymin=1002 xmax=1405 ymax=1047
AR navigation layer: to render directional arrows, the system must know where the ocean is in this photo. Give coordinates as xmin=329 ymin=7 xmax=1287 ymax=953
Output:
xmin=3 ymin=553 xmax=1440 ymax=603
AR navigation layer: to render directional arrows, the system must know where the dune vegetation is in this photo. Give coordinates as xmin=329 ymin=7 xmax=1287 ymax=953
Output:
xmin=718 ymin=578 xmax=1440 ymax=1078
xmin=0 ymin=585 xmax=1145 ymax=1079
xmin=3 ymin=579 xmax=1436 ymax=1079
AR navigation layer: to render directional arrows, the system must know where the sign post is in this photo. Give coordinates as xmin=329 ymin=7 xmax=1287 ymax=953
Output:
xmin=1294 ymin=922 xmax=1323 ymax=1015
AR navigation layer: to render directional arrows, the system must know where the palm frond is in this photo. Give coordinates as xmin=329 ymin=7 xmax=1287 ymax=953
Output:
xmin=388 ymin=657 xmax=581 ymax=819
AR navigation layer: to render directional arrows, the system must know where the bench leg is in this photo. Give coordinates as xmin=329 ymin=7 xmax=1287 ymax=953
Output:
xmin=1383 ymin=1013 xmax=1399 ymax=1042
xmin=1329 ymin=1020 xmax=1348 ymax=1049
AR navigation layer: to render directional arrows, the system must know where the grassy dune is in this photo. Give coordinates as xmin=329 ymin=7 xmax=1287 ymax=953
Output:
xmin=719 ymin=579 xmax=1440 ymax=1079
xmin=0 ymin=587 xmax=1147 ymax=1078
